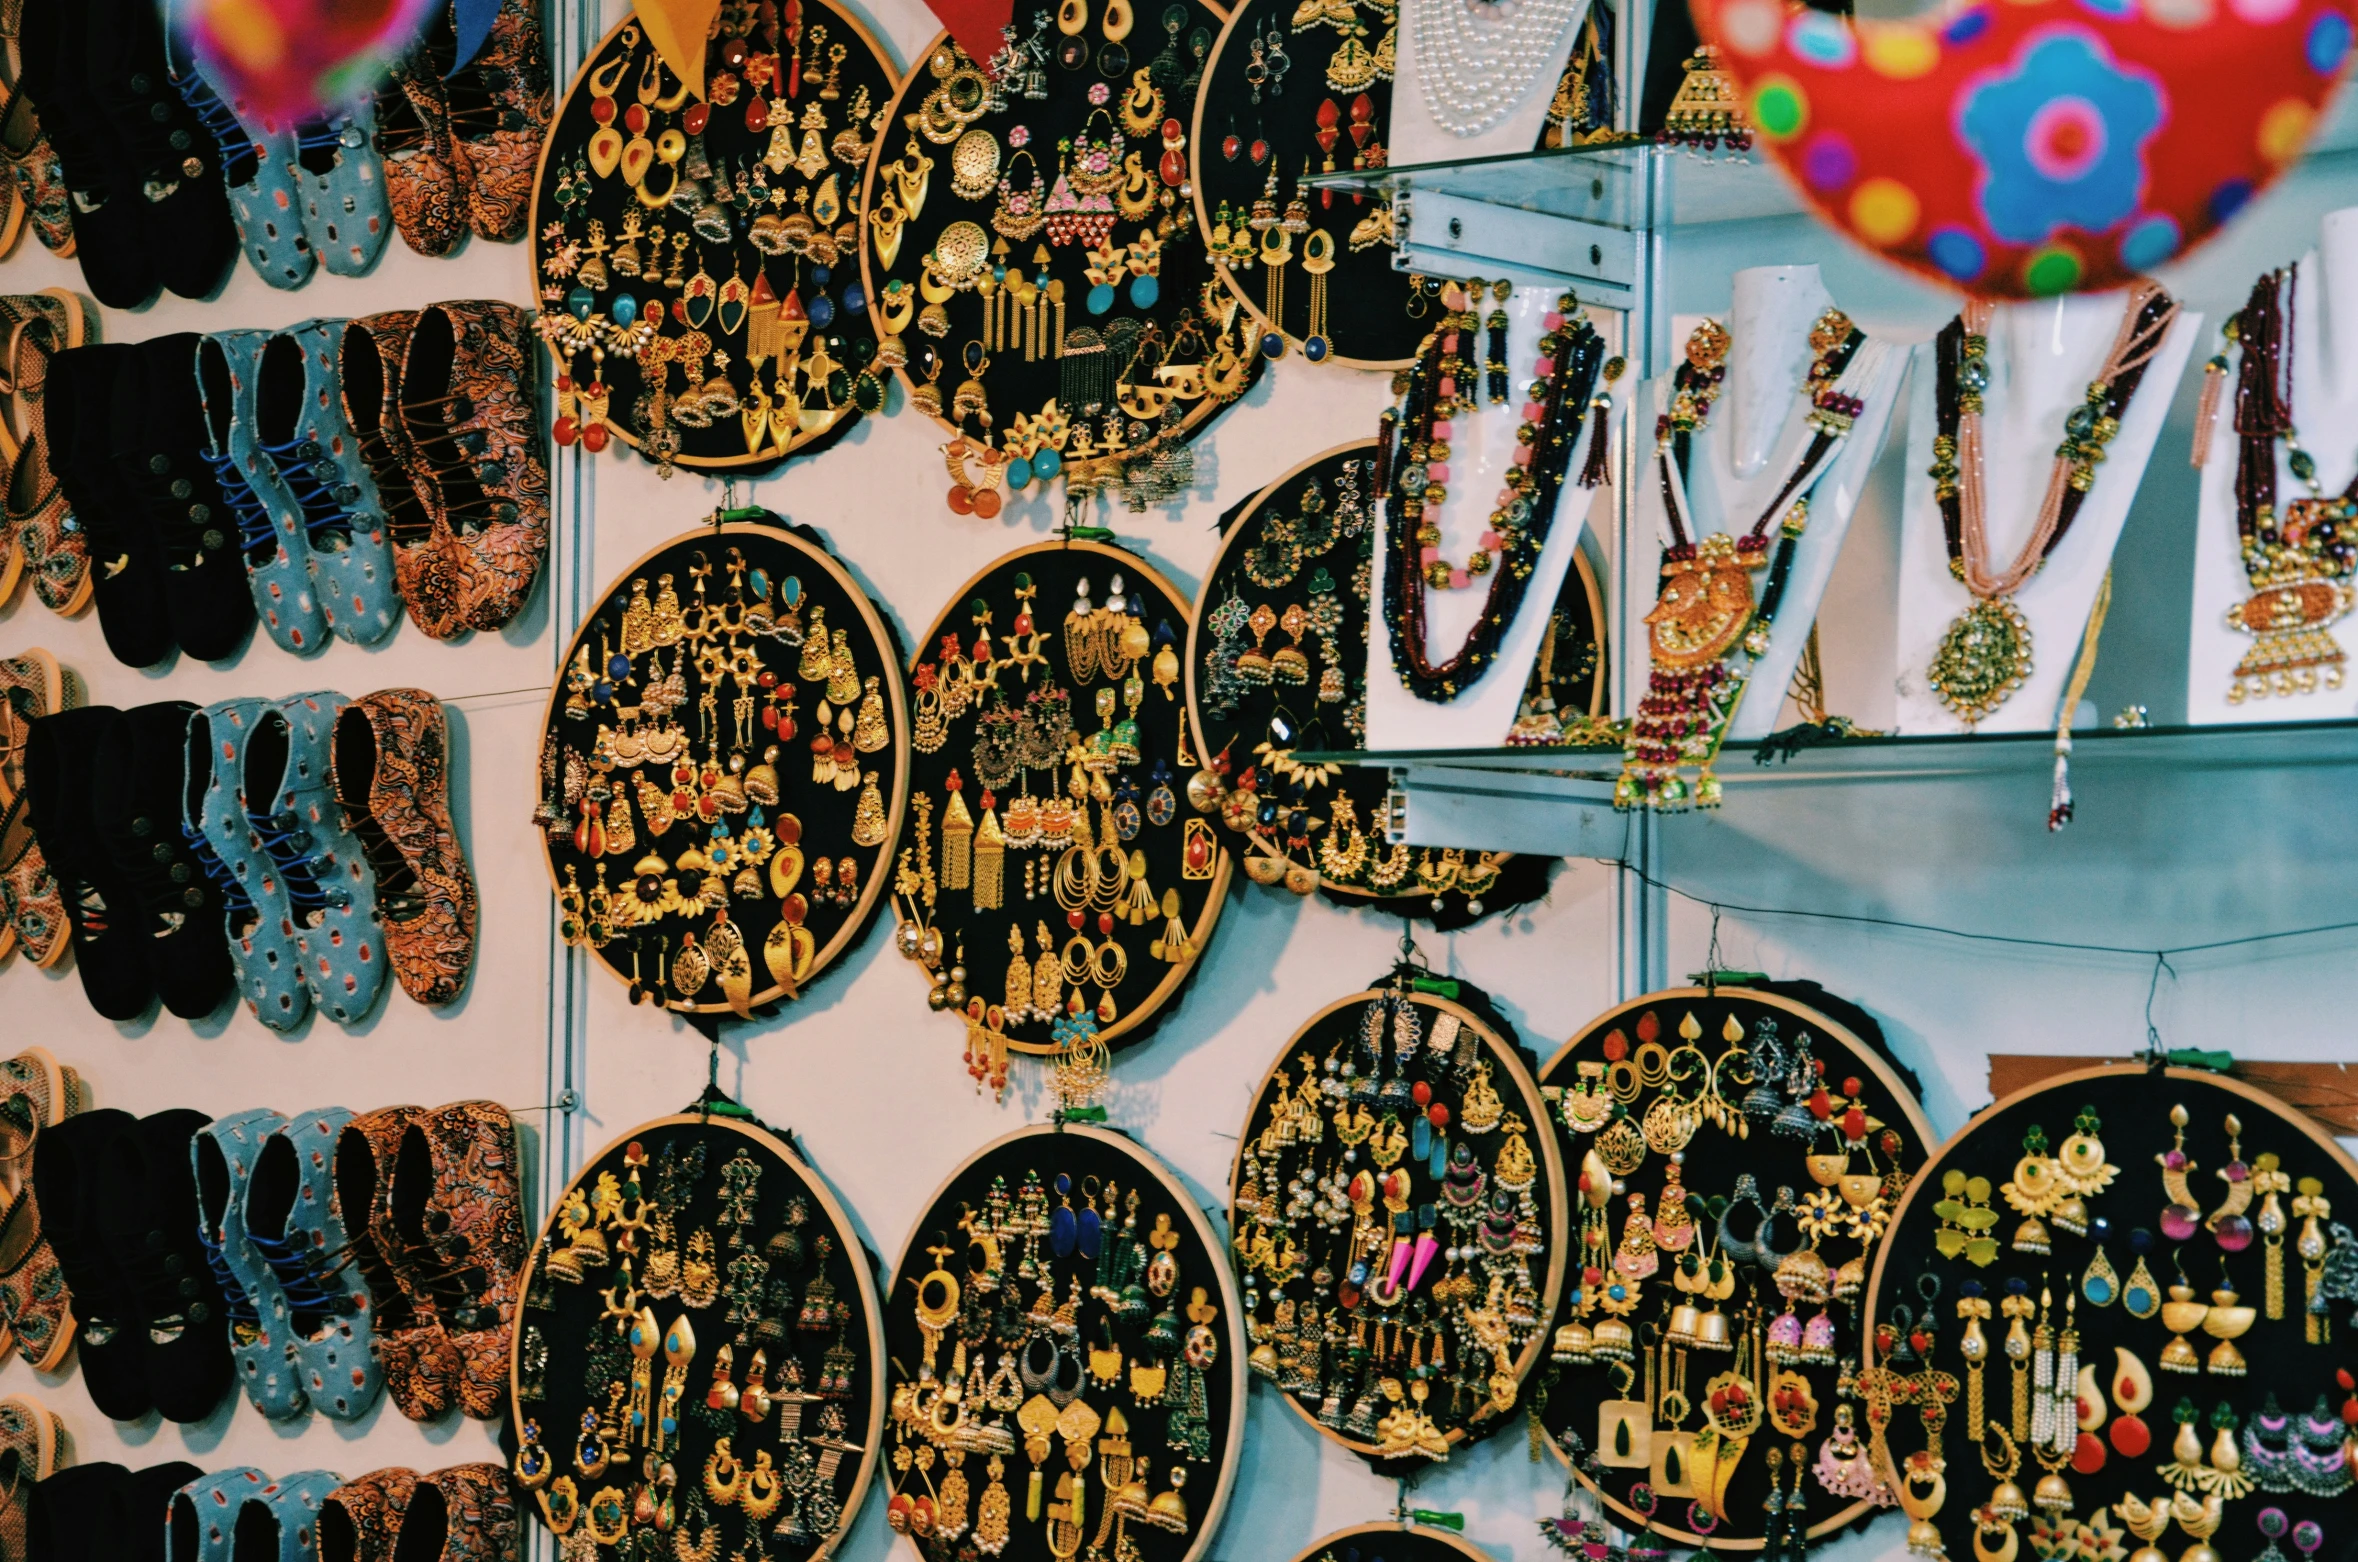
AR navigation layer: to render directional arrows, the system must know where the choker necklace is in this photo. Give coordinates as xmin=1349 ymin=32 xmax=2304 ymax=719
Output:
xmin=1411 ymin=0 xmax=1591 ymax=136
xmin=1377 ymin=278 xmax=1607 ymax=703
xmin=1617 ymin=306 xmax=1875 ymax=811
xmin=2211 ymin=264 xmax=2358 ymax=704
xmin=1926 ymin=283 xmax=2179 ymax=726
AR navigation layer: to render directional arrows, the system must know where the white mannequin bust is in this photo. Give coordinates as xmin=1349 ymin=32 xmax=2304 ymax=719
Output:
xmin=1364 ymin=275 xmax=1602 ymax=750
xmin=1894 ymin=290 xmax=2202 ymax=734
xmin=2188 ymin=204 xmax=2358 ymax=723
xmin=1630 ymin=265 xmax=1906 ymax=743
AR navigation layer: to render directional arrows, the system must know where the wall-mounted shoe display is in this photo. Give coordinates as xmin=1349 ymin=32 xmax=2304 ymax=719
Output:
xmin=159 ymin=0 xmax=311 ymax=290
xmin=244 ymin=694 xmax=388 ymax=1026
xmin=187 ymin=699 xmax=313 ymax=1031
xmin=0 ymin=292 xmax=90 ymax=620
xmin=34 ymin=1460 xmax=205 ymax=1562
xmin=34 ymin=1108 xmax=157 ymax=1417
xmin=318 ymin=1467 xmax=417 ymax=1562
xmin=0 ymin=1047 xmax=83 ymax=1372
xmin=250 ymin=1108 xmax=382 ymax=1421
xmin=334 ymin=690 xmax=474 ymax=1006
xmin=389 ymin=1101 xmax=520 ymax=1420
xmin=229 ymin=1470 xmax=343 ymax=1562
xmin=254 ymin=327 xmax=399 ymax=648
xmin=201 ymin=332 xmax=327 ymax=655
xmin=170 ymin=1468 xmax=271 ymax=1562
xmin=0 ymin=1392 xmax=64 ymax=1561
xmin=194 ymin=1108 xmax=308 ymax=1420
xmin=294 ymin=104 xmax=390 ymax=278
xmin=335 ymin=1105 xmax=456 ymax=1422
xmin=394 ymin=302 xmax=545 ymax=636
xmin=0 ymin=647 xmax=74 ymax=969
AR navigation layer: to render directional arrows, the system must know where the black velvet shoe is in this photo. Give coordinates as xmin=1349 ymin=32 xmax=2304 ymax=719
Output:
xmin=92 ymin=701 xmax=230 ymax=1021
xmin=123 ymin=1462 xmax=207 ymax=1562
xmin=30 ymin=1461 xmax=142 ymax=1562
xmin=48 ymin=346 xmax=174 ymax=670
xmin=14 ymin=0 xmax=154 ymax=308
xmin=103 ymin=1110 xmax=235 ymax=1424
xmin=30 ymin=1112 xmax=153 ymax=1420
xmin=24 ymin=709 xmax=156 ymax=1022
xmin=82 ymin=0 xmax=236 ymax=300
xmin=118 ymin=337 xmax=255 ymax=663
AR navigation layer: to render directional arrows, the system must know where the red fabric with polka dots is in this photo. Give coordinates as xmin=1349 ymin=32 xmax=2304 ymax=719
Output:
xmin=1699 ymin=0 xmax=2355 ymax=296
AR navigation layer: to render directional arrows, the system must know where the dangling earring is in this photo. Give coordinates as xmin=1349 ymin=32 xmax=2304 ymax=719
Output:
xmin=2124 ymin=1228 xmax=2163 ymax=1318
xmin=2083 ymin=1227 xmax=2122 ymax=1308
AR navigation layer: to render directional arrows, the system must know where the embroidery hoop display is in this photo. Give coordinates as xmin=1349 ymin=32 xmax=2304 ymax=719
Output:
xmin=1188 ymin=0 xmax=1420 ymax=369
xmin=858 ymin=0 xmax=1259 ymax=510
xmin=510 ymin=1111 xmax=887 ymax=1562
xmin=1185 ymin=439 xmax=1603 ymax=925
xmin=530 ymin=5 xmax=898 ymax=473
xmin=1285 ymin=1522 xmax=1501 ymax=1562
xmin=1228 ymin=978 xmax=1569 ymax=1468
xmin=880 ymin=1123 xmax=1246 ymax=1562
xmin=1535 ymin=985 xmax=1935 ymax=1549
xmin=890 ymin=541 xmax=1231 ymax=1088
xmin=535 ymin=518 xmax=910 ymax=1018
xmin=1863 ymin=1065 xmax=2358 ymax=1562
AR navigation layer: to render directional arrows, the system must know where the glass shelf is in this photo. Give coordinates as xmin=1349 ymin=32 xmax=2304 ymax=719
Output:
xmin=1307 ymin=138 xmax=1808 ymax=231
xmin=1300 ymin=716 xmax=2358 ymax=789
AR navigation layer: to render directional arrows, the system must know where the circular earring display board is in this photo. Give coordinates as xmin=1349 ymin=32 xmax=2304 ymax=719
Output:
xmin=1190 ymin=0 xmax=1418 ymax=368
xmin=1534 ymin=984 xmax=1936 ymax=1550
xmin=1228 ymin=975 xmax=1569 ymax=1468
xmin=887 ymin=541 xmax=1230 ymax=1092
xmin=1185 ymin=439 xmax=1604 ymax=928
xmin=858 ymin=1 xmax=1259 ymax=514
xmin=531 ymin=4 xmax=898 ymax=474
xmin=511 ymin=1111 xmax=886 ymax=1562
xmin=1862 ymin=1065 xmax=2358 ymax=1562
xmin=535 ymin=518 xmax=910 ymax=1018
xmin=881 ymin=1123 xmax=1246 ymax=1562
xmin=1287 ymin=1522 xmax=1498 ymax=1562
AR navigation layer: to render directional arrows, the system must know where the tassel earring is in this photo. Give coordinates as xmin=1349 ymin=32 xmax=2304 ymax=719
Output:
xmin=1486 ymin=284 xmax=1511 ymax=405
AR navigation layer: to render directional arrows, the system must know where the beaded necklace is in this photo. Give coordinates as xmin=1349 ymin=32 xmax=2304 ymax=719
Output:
xmin=1377 ymin=282 xmax=1607 ymax=702
xmin=2215 ymin=265 xmax=2358 ymax=704
xmin=1925 ymin=283 xmax=2177 ymax=726
xmin=1617 ymin=308 xmax=1872 ymax=811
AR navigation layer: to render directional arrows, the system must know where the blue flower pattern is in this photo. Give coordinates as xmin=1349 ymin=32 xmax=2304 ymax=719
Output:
xmin=1958 ymin=28 xmax=2164 ymax=246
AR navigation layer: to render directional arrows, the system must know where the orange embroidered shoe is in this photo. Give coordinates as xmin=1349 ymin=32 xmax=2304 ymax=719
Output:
xmin=334 ymin=1107 xmax=459 ymax=1422
xmin=398 ymin=302 xmax=547 ymax=634
xmin=374 ymin=51 xmax=464 ymax=258
xmin=334 ymin=691 xmax=475 ymax=1006
xmin=436 ymin=0 xmax=547 ymax=244
xmin=387 ymin=1464 xmax=516 ymax=1562
xmin=321 ymin=1468 xmax=420 ymax=1562
xmin=0 ymin=291 xmax=90 ymax=617
xmin=392 ymin=1103 xmax=523 ymax=1420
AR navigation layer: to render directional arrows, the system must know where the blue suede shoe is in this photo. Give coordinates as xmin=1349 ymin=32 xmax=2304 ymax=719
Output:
xmin=170 ymin=1468 xmax=270 ymax=1562
xmin=190 ymin=1112 xmax=307 ymax=1421
xmin=254 ymin=325 xmax=400 ymax=647
xmin=293 ymin=106 xmax=390 ymax=278
xmin=200 ymin=332 xmax=328 ymax=653
xmin=187 ymin=701 xmax=312 ymax=1031
xmin=233 ymin=1470 xmax=341 ymax=1562
xmin=161 ymin=0 xmax=312 ymax=290
xmin=245 ymin=694 xmax=387 ymax=1025
xmin=247 ymin=1108 xmax=383 ymax=1421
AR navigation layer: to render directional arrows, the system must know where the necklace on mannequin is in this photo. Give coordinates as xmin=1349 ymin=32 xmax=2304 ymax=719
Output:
xmin=1925 ymin=283 xmax=2178 ymax=726
xmin=2210 ymin=265 xmax=2358 ymax=704
xmin=1376 ymin=277 xmax=1608 ymax=702
xmin=1410 ymin=0 xmax=1591 ymax=137
xmin=1616 ymin=308 xmax=1871 ymax=810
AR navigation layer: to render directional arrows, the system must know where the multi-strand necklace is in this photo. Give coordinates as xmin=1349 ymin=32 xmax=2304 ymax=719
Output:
xmin=1410 ymin=0 xmax=1591 ymax=137
xmin=1924 ymin=283 xmax=2178 ymax=726
xmin=1377 ymin=279 xmax=1606 ymax=703
xmin=2210 ymin=265 xmax=2358 ymax=704
xmin=1616 ymin=308 xmax=1873 ymax=810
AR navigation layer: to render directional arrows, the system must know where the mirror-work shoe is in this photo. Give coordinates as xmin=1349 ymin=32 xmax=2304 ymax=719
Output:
xmin=233 ymin=1470 xmax=343 ymax=1562
xmin=171 ymin=1468 xmax=271 ymax=1562
xmin=188 ymin=701 xmax=312 ymax=1031
xmin=250 ymin=1108 xmax=382 ymax=1420
xmin=335 ymin=691 xmax=475 ymax=1006
xmin=245 ymin=694 xmax=387 ymax=1025
xmin=255 ymin=326 xmax=398 ymax=646
xmin=192 ymin=1110 xmax=307 ymax=1420
xmin=337 ymin=1107 xmax=456 ymax=1421
xmin=202 ymin=332 xmax=326 ymax=653
xmin=293 ymin=106 xmax=389 ymax=277
xmin=321 ymin=1469 xmax=419 ymax=1562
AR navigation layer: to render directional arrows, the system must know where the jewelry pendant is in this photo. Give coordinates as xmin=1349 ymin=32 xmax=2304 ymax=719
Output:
xmin=1929 ymin=596 xmax=2033 ymax=725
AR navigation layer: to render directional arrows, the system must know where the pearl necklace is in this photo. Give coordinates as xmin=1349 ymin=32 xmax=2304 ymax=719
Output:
xmin=1411 ymin=0 xmax=1589 ymax=137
